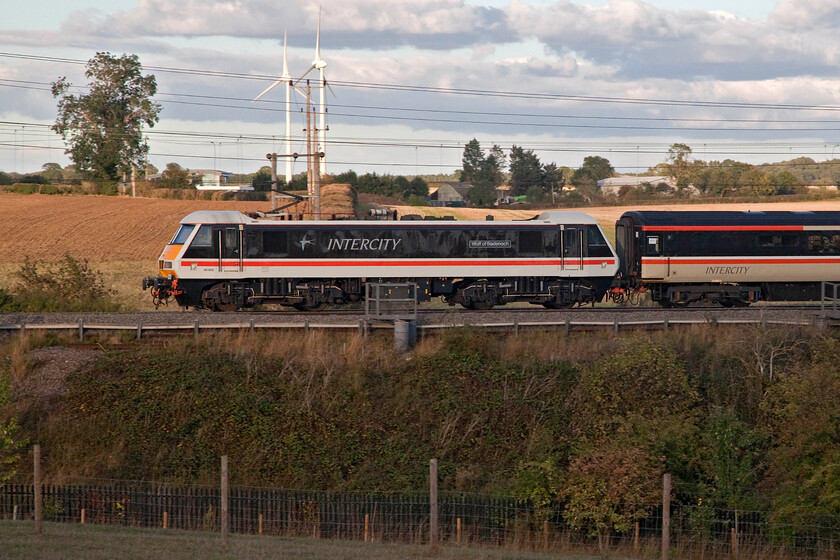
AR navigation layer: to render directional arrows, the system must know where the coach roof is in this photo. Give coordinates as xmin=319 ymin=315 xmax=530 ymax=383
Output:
xmin=620 ymin=210 xmax=840 ymax=227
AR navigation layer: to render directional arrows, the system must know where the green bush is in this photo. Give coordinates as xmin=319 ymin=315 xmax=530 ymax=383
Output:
xmin=8 ymin=255 xmax=120 ymax=312
xmin=4 ymin=183 xmax=38 ymax=194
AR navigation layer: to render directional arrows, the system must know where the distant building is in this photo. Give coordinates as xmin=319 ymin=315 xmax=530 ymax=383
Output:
xmin=597 ymin=175 xmax=677 ymax=197
xmin=192 ymin=169 xmax=253 ymax=191
xmin=427 ymin=182 xmax=472 ymax=207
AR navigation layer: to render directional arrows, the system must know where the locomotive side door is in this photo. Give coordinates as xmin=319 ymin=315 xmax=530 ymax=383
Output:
xmin=562 ymin=227 xmax=583 ymax=271
xmin=219 ymin=226 xmax=243 ymax=273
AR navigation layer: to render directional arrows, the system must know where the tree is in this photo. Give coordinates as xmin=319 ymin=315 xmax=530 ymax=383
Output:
xmin=51 ymin=52 xmax=161 ymax=182
xmin=251 ymin=166 xmax=274 ymax=191
xmin=486 ymin=145 xmax=507 ymax=187
xmin=509 ymin=145 xmax=543 ymax=196
xmin=571 ymin=156 xmax=614 ymax=197
xmin=667 ymin=143 xmax=693 ymax=186
xmin=40 ymin=163 xmax=63 ymax=184
xmin=771 ymin=170 xmax=803 ymax=194
xmin=160 ymin=163 xmax=191 ymax=189
xmin=460 ymin=139 xmax=485 ymax=183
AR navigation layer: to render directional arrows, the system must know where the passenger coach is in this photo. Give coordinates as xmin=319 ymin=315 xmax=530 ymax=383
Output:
xmin=615 ymin=210 xmax=840 ymax=306
xmin=144 ymin=211 xmax=619 ymax=311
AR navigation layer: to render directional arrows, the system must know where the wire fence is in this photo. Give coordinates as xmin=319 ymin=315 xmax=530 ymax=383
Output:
xmin=2 ymin=478 xmax=840 ymax=559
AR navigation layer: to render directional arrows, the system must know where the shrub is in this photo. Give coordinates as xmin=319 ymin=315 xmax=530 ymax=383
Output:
xmin=9 ymin=255 xmax=120 ymax=312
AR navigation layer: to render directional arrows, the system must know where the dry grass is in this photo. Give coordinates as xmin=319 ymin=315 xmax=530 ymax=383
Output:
xmin=0 ymin=521 xmax=590 ymax=560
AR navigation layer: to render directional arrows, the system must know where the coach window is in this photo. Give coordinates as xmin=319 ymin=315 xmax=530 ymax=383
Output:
xmin=759 ymin=234 xmax=799 ymax=247
xmin=808 ymin=234 xmax=840 ymax=253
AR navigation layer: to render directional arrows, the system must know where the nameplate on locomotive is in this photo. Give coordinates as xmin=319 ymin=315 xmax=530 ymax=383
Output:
xmin=469 ymin=240 xmax=512 ymax=249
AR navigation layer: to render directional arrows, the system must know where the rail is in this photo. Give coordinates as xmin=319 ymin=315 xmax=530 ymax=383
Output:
xmin=0 ymin=316 xmax=822 ymax=341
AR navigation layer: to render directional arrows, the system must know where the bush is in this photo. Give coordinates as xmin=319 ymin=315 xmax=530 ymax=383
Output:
xmin=8 ymin=255 xmax=120 ymax=312
xmin=4 ymin=183 xmax=38 ymax=195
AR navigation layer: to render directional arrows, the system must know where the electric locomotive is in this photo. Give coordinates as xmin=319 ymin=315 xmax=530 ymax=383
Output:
xmin=615 ymin=210 xmax=840 ymax=306
xmin=143 ymin=210 xmax=619 ymax=311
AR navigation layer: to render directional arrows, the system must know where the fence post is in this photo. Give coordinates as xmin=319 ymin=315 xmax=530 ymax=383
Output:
xmin=662 ymin=473 xmax=671 ymax=560
xmin=221 ymin=455 xmax=229 ymax=545
xmin=457 ymin=517 xmax=462 ymax=545
xmin=364 ymin=513 xmax=369 ymax=542
xmin=34 ymin=445 xmax=42 ymax=534
xmin=429 ymin=458 xmax=438 ymax=549
xmin=635 ymin=520 xmax=640 ymax=554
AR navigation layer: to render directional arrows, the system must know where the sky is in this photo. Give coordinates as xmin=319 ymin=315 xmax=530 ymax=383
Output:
xmin=3 ymin=0 xmax=840 ymax=179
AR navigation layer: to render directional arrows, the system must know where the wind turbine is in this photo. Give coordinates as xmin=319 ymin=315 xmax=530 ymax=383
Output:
xmin=253 ymin=31 xmax=293 ymax=185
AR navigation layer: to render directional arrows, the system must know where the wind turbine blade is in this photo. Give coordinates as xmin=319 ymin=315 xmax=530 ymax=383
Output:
xmin=315 ymin=6 xmax=321 ymax=61
xmin=282 ymin=30 xmax=290 ymax=79
xmin=294 ymin=65 xmax=316 ymax=85
xmin=253 ymin=79 xmax=284 ymax=102
xmin=325 ymin=78 xmax=336 ymax=98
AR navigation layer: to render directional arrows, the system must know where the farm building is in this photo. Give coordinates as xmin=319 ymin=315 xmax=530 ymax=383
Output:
xmin=428 ymin=182 xmax=472 ymax=207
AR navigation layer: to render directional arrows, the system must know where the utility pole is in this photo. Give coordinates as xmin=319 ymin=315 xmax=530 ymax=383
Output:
xmin=305 ymin=80 xmax=321 ymax=219
xmin=269 ymin=153 xmax=279 ymax=210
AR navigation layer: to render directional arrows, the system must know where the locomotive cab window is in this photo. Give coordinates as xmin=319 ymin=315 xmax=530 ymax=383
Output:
xmin=183 ymin=225 xmax=215 ymax=258
xmin=170 ymin=224 xmax=195 ymax=245
xmin=587 ymin=226 xmax=613 ymax=257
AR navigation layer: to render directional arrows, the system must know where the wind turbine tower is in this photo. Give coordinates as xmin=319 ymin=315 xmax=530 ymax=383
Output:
xmin=254 ymin=31 xmax=293 ymax=184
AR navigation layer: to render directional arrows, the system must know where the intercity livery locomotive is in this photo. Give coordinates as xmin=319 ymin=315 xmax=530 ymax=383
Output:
xmin=143 ymin=210 xmax=619 ymax=311
xmin=615 ymin=210 xmax=840 ymax=307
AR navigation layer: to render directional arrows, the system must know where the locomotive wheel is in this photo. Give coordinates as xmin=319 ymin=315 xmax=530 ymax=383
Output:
xmin=203 ymin=283 xmax=240 ymax=312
